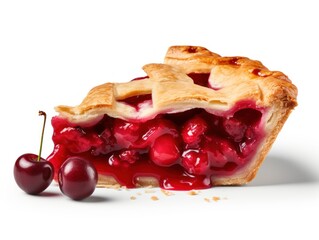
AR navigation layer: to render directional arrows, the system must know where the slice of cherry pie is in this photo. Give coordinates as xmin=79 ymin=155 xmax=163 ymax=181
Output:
xmin=47 ymin=46 xmax=297 ymax=190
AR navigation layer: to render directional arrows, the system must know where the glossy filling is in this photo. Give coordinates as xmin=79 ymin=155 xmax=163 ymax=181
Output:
xmin=47 ymin=74 xmax=265 ymax=190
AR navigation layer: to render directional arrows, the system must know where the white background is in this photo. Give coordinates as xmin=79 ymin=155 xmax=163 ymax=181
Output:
xmin=1 ymin=0 xmax=318 ymax=239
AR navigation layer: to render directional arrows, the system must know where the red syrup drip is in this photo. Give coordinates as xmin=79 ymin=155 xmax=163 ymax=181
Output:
xmin=47 ymin=102 xmax=265 ymax=190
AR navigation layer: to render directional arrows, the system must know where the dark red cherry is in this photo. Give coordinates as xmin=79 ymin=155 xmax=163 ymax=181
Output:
xmin=13 ymin=111 xmax=54 ymax=195
xmin=58 ymin=157 xmax=97 ymax=200
xmin=14 ymin=154 xmax=54 ymax=195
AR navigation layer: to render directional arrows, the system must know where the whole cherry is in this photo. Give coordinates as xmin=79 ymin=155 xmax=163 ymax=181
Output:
xmin=58 ymin=157 xmax=97 ymax=200
xmin=150 ymin=134 xmax=180 ymax=166
xmin=14 ymin=111 xmax=54 ymax=195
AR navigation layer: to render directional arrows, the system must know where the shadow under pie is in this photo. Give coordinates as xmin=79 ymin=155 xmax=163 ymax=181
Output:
xmin=248 ymin=154 xmax=318 ymax=186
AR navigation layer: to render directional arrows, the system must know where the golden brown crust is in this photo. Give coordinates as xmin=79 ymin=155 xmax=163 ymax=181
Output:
xmin=54 ymin=45 xmax=297 ymax=187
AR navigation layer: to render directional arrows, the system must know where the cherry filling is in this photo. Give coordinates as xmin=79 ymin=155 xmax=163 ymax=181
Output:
xmin=119 ymin=94 xmax=152 ymax=111
xmin=48 ymin=102 xmax=264 ymax=190
xmin=188 ymin=73 xmax=211 ymax=88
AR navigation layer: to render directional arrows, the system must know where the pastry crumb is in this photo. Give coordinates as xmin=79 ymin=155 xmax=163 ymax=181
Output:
xmin=212 ymin=196 xmax=220 ymax=202
xmin=130 ymin=196 xmax=136 ymax=200
xmin=161 ymin=189 xmax=174 ymax=196
xmin=187 ymin=190 xmax=200 ymax=196
xmin=151 ymin=196 xmax=159 ymax=201
xmin=137 ymin=192 xmax=142 ymax=196
xmin=204 ymin=196 xmax=224 ymax=203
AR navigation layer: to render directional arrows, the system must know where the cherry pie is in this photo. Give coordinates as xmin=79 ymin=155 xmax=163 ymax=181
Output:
xmin=47 ymin=46 xmax=298 ymax=190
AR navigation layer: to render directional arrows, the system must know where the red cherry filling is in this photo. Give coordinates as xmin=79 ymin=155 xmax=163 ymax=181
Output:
xmin=188 ymin=73 xmax=211 ymax=87
xmin=47 ymin=101 xmax=264 ymax=190
xmin=187 ymin=73 xmax=222 ymax=90
xmin=181 ymin=150 xmax=209 ymax=175
xmin=113 ymin=119 xmax=141 ymax=148
xmin=223 ymin=118 xmax=247 ymax=142
xmin=150 ymin=134 xmax=181 ymax=167
xmin=118 ymin=94 xmax=152 ymax=111
xmin=181 ymin=115 xmax=208 ymax=144
xmin=53 ymin=127 xmax=103 ymax=153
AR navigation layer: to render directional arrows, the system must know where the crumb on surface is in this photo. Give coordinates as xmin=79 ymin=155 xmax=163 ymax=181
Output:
xmin=204 ymin=198 xmax=211 ymax=202
xmin=130 ymin=196 xmax=136 ymax=200
xmin=187 ymin=190 xmax=200 ymax=196
xmin=151 ymin=196 xmax=159 ymax=201
xmin=161 ymin=189 xmax=174 ymax=196
xmin=212 ymin=196 xmax=220 ymax=202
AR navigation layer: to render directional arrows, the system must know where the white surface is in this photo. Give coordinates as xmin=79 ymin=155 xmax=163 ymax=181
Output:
xmin=1 ymin=1 xmax=318 ymax=239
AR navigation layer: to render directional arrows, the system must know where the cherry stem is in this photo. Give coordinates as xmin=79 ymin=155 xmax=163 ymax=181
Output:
xmin=38 ymin=111 xmax=47 ymax=162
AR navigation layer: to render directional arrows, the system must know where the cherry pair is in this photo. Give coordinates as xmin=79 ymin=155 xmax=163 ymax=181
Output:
xmin=13 ymin=111 xmax=97 ymax=200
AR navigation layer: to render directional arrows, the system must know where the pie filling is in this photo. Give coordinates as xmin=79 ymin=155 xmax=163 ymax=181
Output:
xmin=47 ymin=74 xmax=266 ymax=190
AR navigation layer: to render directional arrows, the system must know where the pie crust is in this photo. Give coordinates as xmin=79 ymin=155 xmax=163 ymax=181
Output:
xmin=51 ymin=45 xmax=297 ymax=188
